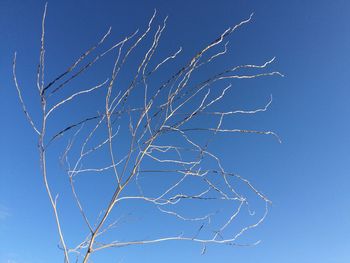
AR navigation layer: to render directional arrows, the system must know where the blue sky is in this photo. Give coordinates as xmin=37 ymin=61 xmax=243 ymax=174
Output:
xmin=1 ymin=0 xmax=350 ymax=262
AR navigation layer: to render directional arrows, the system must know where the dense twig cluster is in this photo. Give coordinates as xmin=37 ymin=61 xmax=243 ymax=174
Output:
xmin=13 ymin=4 xmax=282 ymax=262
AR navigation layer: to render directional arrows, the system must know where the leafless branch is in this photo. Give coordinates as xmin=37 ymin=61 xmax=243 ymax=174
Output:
xmin=14 ymin=6 xmax=281 ymax=262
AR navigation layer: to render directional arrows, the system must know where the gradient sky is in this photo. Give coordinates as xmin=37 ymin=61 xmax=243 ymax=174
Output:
xmin=1 ymin=0 xmax=350 ymax=262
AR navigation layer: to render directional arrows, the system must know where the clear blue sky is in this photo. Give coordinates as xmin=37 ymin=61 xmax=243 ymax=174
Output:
xmin=1 ymin=0 xmax=350 ymax=262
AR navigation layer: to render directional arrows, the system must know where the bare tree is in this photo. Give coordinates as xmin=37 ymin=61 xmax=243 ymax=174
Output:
xmin=13 ymin=3 xmax=282 ymax=262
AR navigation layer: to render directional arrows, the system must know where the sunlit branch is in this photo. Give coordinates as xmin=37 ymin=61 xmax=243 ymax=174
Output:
xmin=14 ymin=6 xmax=281 ymax=262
